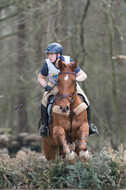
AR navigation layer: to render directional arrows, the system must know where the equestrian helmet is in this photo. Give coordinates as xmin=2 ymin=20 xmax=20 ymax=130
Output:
xmin=45 ymin=43 xmax=63 ymax=54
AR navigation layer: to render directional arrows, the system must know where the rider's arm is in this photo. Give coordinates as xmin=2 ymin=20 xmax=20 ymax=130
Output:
xmin=38 ymin=73 xmax=47 ymax=87
xmin=38 ymin=61 xmax=48 ymax=87
xmin=76 ymin=69 xmax=87 ymax=82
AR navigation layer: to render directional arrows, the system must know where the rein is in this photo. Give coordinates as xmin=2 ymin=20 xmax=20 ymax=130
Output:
xmin=70 ymin=111 xmax=75 ymax=144
xmin=60 ymin=71 xmax=76 ymax=75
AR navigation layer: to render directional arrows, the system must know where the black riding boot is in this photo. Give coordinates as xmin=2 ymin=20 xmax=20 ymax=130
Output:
xmin=38 ymin=104 xmax=49 ymax=138
xmin=87 ymin=106 xmax=98 ymax=136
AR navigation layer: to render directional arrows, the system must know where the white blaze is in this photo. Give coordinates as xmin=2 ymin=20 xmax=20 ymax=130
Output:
xmin=64 ymin=74 xmax=69 ymax=81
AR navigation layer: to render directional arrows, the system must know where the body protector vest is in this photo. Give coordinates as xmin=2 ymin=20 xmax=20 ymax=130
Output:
xmin=46 ymin=55 xmax=70 ymax=85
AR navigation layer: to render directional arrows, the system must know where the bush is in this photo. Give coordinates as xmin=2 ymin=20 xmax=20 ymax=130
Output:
xmin=0 ymin=144 xmax=126 ymax=189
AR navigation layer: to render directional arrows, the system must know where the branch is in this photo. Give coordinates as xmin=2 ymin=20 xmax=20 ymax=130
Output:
xmin=0 ymin=29 xmax=26 ymax=41
xmin=80 ymin=0 xmax=91 ymax=24
xmin=0 ymin=12 xmax=19 ymax=22
xmin=80 ymin=0 xmax=91 ymax=64
xmin=0 ymin=32 xmax=19 ymax=40
xmin=0 ymin=2 xmax=15 ymax=11
xmin=112 ymin=55 xmax=126 ymax=60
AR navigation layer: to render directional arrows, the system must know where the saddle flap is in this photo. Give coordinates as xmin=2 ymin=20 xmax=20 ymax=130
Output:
xmin=47 ymin=95 xmax=56 ymax=122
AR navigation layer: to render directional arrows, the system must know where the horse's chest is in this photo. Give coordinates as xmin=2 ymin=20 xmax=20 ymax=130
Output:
xmin=53 ymin=115 xmax=83 ymax=130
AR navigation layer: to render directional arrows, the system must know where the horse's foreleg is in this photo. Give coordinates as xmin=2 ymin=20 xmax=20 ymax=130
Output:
xmin=53 ymin=126 xmax=77 ymax=163
xmin=78 ymin=123 xmax=90 ymax=162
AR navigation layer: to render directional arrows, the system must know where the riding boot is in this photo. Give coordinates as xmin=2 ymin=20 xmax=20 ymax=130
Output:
xmin=38 ymin=104 xmax=49 ymax=138
xmin=87 ymin=106 xmax=99 ymax=136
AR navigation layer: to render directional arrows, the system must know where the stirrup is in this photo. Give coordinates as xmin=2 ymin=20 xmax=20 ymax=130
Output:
xmin=38 ymin=125 xmax=49 ymax=138
xmin=89 ymin=123 xmax=99 ymax=136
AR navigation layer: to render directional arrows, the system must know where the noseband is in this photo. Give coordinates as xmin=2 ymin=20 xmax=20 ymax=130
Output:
xmin=57 ymin=71 xmax=77 ymax=104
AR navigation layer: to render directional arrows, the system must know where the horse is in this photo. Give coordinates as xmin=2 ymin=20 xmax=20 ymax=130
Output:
xmin=42 ymin=59 xmax=90 ymax=163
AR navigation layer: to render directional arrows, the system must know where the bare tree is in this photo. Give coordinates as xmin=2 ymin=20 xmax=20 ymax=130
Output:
xmin=16 ymin=6 xmax=29 ymax=133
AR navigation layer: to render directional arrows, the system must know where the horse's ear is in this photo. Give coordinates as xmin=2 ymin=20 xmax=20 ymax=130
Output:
xmin=58 ymin=59 xmax=63 ymax=70
xmin=71 ymin=60 xmax=78 ymax=71
xmin=58 ymin=60 xmax=66 ymax=70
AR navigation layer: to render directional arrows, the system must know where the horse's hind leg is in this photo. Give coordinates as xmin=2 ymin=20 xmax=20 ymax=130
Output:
xmin=42 ymin=139 xmax=56 ymax=161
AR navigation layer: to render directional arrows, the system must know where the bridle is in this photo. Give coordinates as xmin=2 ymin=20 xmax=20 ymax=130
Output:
xmin=57 ymin=71 xmax=77 ymax=104
xmin=56 ymin=71 xmax=77 ymax=145
xmin=57 ymin=71 xmax=77 ymax=144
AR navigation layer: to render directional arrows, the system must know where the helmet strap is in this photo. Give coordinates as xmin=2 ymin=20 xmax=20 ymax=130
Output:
xmin=52 ymin=54 xmax=62 ymax=65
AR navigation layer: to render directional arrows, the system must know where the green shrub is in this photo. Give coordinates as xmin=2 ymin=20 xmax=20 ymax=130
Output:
xmin=0 ymin=145 xmax=126 ymax=189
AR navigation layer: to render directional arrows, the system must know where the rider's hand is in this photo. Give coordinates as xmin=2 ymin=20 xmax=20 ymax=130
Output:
xmin=44 ymin=84 xmax=53 ymax=91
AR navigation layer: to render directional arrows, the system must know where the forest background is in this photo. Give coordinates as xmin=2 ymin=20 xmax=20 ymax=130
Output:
xmin=0 ymin=0 xmax=126 ymax=152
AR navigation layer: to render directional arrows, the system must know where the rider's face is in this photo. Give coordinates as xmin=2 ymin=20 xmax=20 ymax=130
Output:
xmin=48 ymin=53 xmax=60 ymax=63
xmin=48 ymin=53 xmax=57 ymax=63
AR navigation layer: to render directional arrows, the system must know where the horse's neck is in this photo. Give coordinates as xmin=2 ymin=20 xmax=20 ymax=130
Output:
xmin=70 ymin=94 xmax=82 ymax=110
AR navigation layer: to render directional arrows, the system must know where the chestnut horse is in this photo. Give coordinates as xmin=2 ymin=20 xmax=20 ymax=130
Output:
xmin=42 ymin=60 xmax=90 ymax=163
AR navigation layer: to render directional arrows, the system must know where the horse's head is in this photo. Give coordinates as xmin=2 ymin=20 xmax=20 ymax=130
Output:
xmin=57 ymin=59 xmax=78 ymax=113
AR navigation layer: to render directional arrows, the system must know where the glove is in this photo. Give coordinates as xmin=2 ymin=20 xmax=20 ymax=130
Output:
xmin=44 ymin=84 xmax=53 ymax=91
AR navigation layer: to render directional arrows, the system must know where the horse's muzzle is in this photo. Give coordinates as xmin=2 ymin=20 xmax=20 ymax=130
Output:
xmin=60 ymin=105 xmax=69 ymax=113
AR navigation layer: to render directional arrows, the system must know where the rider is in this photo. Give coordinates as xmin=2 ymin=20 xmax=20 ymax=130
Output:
xmin=38 ymin=42 xmax=98 ymax=138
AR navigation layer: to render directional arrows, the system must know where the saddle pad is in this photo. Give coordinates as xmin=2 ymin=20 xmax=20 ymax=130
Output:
xmin=73 ymin=102 xmax=87 ymax=115
xmin=52 ymin=102 xmax=87 ymax=117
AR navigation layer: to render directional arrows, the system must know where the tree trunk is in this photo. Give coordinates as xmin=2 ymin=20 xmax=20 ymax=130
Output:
xmin=102 ymin=0 xmax=122 ymax=147
xmin=16 ymin=12 xmax=29 ymax=133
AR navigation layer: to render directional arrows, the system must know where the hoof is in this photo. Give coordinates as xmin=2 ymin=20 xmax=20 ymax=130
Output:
xmin=79 ymin=150 xmax=90 ymax=163
xmin=66 ymin=151 xmax=77 ymax=164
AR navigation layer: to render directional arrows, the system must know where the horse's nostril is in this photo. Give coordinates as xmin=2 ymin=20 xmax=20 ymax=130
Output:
xmin=66 ymin=105 xmax=69 ymax=111
xmin=60 ymin=105 xmax=69 ymax=112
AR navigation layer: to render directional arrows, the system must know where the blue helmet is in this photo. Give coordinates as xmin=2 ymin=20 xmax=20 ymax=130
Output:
xmin=45 ymin=43 xmax=63 ymax=54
